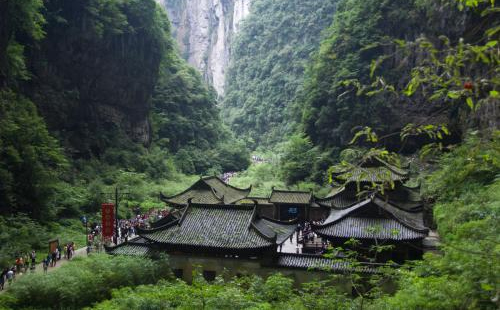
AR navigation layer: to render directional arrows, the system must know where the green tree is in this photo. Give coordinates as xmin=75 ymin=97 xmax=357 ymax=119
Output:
xmin=0 ymin=90 xmax=67 ymax=220
xmin=223 ymin=0 xmax=338 ymax=148
xmin=0 ymin=0 xmax=45 ymax=87
xmin=279 ymin=135 xmax=318 ymax=184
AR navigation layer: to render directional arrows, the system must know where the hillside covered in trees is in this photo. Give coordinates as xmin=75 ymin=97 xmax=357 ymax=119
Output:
xmin=222 ymin=0 xmax=338 ymax=148
xmin=0 ymin=0 xmax=248 ymax=263
xmin=0 ymin=0 xmax=499 ymax=309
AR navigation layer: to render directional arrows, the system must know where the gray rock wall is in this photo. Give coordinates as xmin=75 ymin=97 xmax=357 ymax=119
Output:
xmin=156 ymin=0 xmax=252 ymax=95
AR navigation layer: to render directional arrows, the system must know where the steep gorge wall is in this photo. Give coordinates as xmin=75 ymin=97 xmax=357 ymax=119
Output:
xmin=156 ymin=0 xmax=251 ymax=95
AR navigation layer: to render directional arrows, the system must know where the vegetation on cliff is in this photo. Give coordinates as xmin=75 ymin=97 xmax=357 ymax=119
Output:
xmin=0 ymin=0 xmax=498 ymax=308
xmin=223 ymin=0 xmax=338 ymax=148
xmin=0 ymin=0 xmax=248 ymax=265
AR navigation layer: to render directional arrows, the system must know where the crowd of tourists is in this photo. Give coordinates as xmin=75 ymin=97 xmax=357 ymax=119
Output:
xmin=114 ymin=208 xmax=171 ymax=244
xmin=221 ymin=171 xmax=237 ymax=183
xmin=251 ymin=155 xmax=266 ymax=163
xmin=297 ymin=221 xmax=329 ymax=254
xmin=0 ymin=250 xmax=37 ymax=290
xmin=0 ymin=267 xmax=16 ymax=290
xmin=0 ymin=244 xmax=78 ymax=290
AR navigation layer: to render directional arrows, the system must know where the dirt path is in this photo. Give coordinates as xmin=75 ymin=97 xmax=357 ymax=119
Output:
xmin=0 ymin=247 xmax=87 ymax=293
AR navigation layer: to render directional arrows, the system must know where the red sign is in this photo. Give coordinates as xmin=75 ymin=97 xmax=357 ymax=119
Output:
xmin=101 ymin=203 xmax=115 ymax=238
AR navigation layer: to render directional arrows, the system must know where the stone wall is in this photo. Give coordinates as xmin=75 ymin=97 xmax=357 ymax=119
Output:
xmin=168 ymin=254 xmax=352 ymax=290
xmin=155 ymin=0 xmax=252 ymax=95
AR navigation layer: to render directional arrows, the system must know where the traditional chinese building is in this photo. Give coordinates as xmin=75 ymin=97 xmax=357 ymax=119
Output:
xmin=107 ymin=160 xmax=430 ymax=283
xmin=160 ymin=176 xmax=327 ymax=222
xmin=159 ymin=176 xmax=251 ymax=207
xmin=106 ymin=202 xmax=378 ymax=285
xmin=312 ymin=157 xmax=429 ymax=263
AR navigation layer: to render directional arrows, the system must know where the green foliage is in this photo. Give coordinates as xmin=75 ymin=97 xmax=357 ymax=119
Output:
xmin=424 ymin=131 xmax=500 ymax=202
xmin=359 ymin=3 xmax=499 ymax=118
xmin=229 ymin=160 xmax=285 ymax=196
xmin=0 ymin=254 xmax=170 ymax=309
xmin=0 ymin=215 xmax=90 ymax=269
xmin=0 ymin=214 xmax=51 ymax=269
xmin=279 ymin=135 xmax=319 ymax=185
xmin=0 ymin=0 xmax=45 ymax=86
xmin=260 ymin=273 xmax=294 ymax=303
xmin=0 ymin=90 xmax=67 ymax=220
xmin=300 ymin=0 xmax=470 ymax=152
xmin=370 ymin=133 xmax=500 ymax=309
xmin=90 ymin=273 xmax=351 ymax=310
xmin=223 ymin=0 xmax=338 ymax=148
xmin=152 ymin=57 xmax=221 ymax=153
xmin=33 ymin=0 xmax=171 ymax=157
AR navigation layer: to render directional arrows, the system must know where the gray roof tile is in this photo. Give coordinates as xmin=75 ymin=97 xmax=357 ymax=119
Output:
xmin=269 ymin=190 xmax=312 ymax=204
xmin=140 ymin=204 xmax=279 ymax=251
xmin=277 ymin=253 xmax=378 ymax=273
xmin=315 ymin=217 xmax=427 ymax=240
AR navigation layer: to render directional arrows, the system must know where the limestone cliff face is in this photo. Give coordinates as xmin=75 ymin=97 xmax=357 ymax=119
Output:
xmin=156 ymin=0 xmax=251 ymax=95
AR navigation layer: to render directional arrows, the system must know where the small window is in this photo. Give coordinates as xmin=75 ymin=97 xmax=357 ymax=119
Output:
xmin=203 ymin=270 xmax=216 ymax=282
xmin=173 ymin=268 xmax=183 ymax=279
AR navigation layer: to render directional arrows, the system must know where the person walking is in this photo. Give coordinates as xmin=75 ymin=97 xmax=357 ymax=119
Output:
xmin=15 ymin=257 xmax=21 ymax=274
xmin=6 ymin=268 xmax=14 ymax=285
xmin=51 ymin=249 xmax=58 ymax=267
xmin=30 ymin=250 xmax=36 ymax=271
xmin=42 ymin=258 xmax=49 ymax=274
xmin=67 ymin=243 xmax=72 ymax=260
xmin=0 ymin=269 xmax=5 ymax=290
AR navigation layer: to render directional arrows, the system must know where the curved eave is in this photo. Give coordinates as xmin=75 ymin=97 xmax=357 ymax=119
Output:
xmin=138 ymin=233 xmax=276 ymax=252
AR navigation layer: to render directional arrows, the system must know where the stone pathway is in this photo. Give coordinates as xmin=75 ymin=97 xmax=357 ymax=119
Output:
xmin=0 ymin=247 xmax=87 ymax=293
xmin=280 ymin=232 xmax=303 ymax=253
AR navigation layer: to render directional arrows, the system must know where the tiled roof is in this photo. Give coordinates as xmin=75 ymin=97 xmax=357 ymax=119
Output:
xmin=276 ymin=253 xmax=377 ymax=273
xmin=316 ymin=188 xmax=361 ymax=209
xmin=107 ymin=244 xmax=152 ymax=256
xmin=334 ymin=157 xmax=409 ymax=184
xmin=252 ymin=218 xmax=297 ymax=244
xmin=372 ymin=197 xmax=427 ymax=231
xmin=313 ymin=198 xmax=428 ymax=241
xmin=161 ymin=177 xmax=251 ymax=206
xmin=269 ymin=189 xmax=312 ymax=204
xmin=203 ymin=177 xmax=251 ymax=203
xmin=161 ymin=188 xmax=224 ymax=205
xmin=150 ymin=212 xmax=179 ymax=228
xmin=387 ymin=186 xmax=423 ymax=212
xmin=325 ymin=186 xmax=345 ymax=198
xmin=235 ymin=197 xmax=273 ymax=206
xmin=106 ymin=237 xmax=153 ymax=256
xmin=318 ymin=185 xmax=423 ymax=212
xmin=314 ymin=217 xmax=427 ymax=240
xmin=336 ymin=166 xmax=408 ymax=183
xmin=139 ymin=204 xmax=277 ymax=251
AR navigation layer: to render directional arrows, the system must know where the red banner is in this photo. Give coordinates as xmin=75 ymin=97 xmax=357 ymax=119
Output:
xmin=101 ymin=203 xmax=115 ymax=238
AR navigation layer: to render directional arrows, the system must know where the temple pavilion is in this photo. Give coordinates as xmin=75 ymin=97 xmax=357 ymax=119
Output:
xmin=107 ymin=159 xmax=431 ymax=283
xmin=313 ymin=157 xmax=429 ymax=262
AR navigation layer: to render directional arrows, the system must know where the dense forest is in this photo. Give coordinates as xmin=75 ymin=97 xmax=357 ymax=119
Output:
xmin=0 ymin=0 xmax=499 ymax=308
xmin=223 ymin=0 xmax=338 ymax=148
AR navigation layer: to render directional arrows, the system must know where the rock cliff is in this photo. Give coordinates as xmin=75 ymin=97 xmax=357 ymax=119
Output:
xmin=156 ymin=0 xmax=251 ymax=95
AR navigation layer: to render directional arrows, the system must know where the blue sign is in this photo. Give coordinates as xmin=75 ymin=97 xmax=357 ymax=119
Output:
xmin=288 ymin=207 xmax=298 ymax=214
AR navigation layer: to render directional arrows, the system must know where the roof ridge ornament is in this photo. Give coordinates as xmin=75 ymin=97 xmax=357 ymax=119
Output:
xmin=178 ymin=199 xmax=192 ymax=225
xmin=247 ymin=200 xmax=259 ymax=230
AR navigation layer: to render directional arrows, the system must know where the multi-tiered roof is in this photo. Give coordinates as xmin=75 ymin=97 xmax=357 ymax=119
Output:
xmin=160 ymin=176 xmax=252 ymax=207
xmin=313 ymin=157 xmax=428 ymax=242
